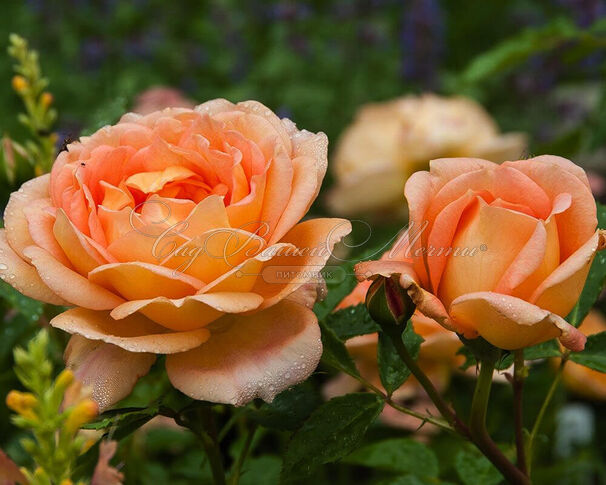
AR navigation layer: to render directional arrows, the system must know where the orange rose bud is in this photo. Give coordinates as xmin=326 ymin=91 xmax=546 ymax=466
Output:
xmin=11 ymin=75 xmax=28 ymax=93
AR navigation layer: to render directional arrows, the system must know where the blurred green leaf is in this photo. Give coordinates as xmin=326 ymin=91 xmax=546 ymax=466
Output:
xmin=323 ymin=304 xmax=380 ymax=341
xmin=378 ymin=323 xmax=423 ymax=396
xmin=343 ymin=438 xmax=438 ymax=478
xmin=569 ymin=331 xmax=606 ymax=372
xmin=247 ymin=382 xmax=321 ymax=431
xmin=455 ymin=448 xmax=502 ymax=485
xmin=0 ymin=281 xmax=44 ymax=322
xmin=239 ymin=455 xmax=281 ymax=485
xmin=319 ymin=320 xmax=359 ymax=377
xmin=524 ymin=340 xmax=561 ymax=360
xmin=280 ymin=393 xmax=383 ymax=482
xmin=567 ymin=202 xmax=606 ymax=327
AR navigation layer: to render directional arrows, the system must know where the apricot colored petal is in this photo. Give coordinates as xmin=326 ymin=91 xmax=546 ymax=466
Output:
xmin=504 ymin=157 xmax=596 ymax=259
xmin=0 ymin=230 xmax=68 ymax=306
xmin=51 ymin=307 xmax=210 ymax=353
xmin=166 ymin=300 xmax=321 ymax=405
xmin=4 ymin=174 xmax=50 ymax=258
xmin=89 ymin=262 xmax=202 ymax=300
xmin=23 ymin=199 xmax=72 ymax=267
xmin=438 ymin=199 xmax=538 ymax=308
xmin=271 ymin=156 xmax=323 ymax=244
xmin=54 ymin=209 xmax=106 ymax=275
xmin=23 ymin=246 xmax=124 ymax=310
xmin=530 ymin=230 xmax=604 ymax=317
xmin=253 ymin=218 xmax=352 ymax=307
xmin=110 ymin=292 xmax=264 ymax=331
xmin=449 ymin=292 xmax=586 ymax=351
xmin=64 ymin=335 xmax=155 ymax=412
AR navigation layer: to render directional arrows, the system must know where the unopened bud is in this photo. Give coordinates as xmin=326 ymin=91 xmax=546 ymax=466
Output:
xmin=6 ymin=390 xmax=38 ymax=419
xmin=41 ymin=92 xmax=53 ymax=107
xmin=65 ymin=399 xmax=98 ymax=434
xmin=365 ymin=276 xmax=415 ymax=329
xmin=11 ymin=75 xmax=27 ymax=93
xmin=55 ymin=369 xmax=75 ymax=393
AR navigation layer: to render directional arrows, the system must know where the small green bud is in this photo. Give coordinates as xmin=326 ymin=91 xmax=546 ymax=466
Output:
xmin=365 ymin=276 xmax=415 ymax=329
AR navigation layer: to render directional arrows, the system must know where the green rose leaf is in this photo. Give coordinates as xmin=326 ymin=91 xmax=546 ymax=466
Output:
xmin=567 ymin=202 xmax=606 ymax=327
xmin=378 ymin=323 xmax=423 ymax=396
xmin=569 ymin=331 xmax=606 ymax=372
xmin=323 ymin=304 xmax=380 ymax=341
xmin=343 ymin=438 xmax=439 ymax=478
xmin=280 ymin=393 xmax=384 ymax=482
xmin=455 ymin=448 xmax=502 ymax=485
xmin=319 ymin=320 xmax=360 ymax=377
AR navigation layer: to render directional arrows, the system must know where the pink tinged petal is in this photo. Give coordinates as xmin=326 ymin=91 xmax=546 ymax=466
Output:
xmin=399 ymin=273 xmax=468 ymax=336
xmin=110 ymin=292 xmax=264 ymax=331
xmin=64 ymin=335 xmax=155 ymax=412
xmin=530 ymin=231 xmax=603 ymax=317
xmin=51 ymin=307 xmax=210 ymax=353
xmin=450 ymin=292 xmax=587 ymax=351
xmin=257 ymin=147 xmax=294 ymax=237
xmin=23 ymin=246 xmax=124 ymax=310
xmin=165 ymin=300 xmax=322 ymax=406
xmin=270 ymin=156 xmax=323 ymax=244
xmin=528 ymin=155 xmax=591 ymax=189
xmin=428 ymin=158 xmax=498 ymax=188
xmin=288 ymin=129 xmax=328 ymax=191
xmin=89 ymin=262 xmax=203 ymax=300
xmin=504 ymin=158 xmax=597 ymax=259
xmin=404 ymin=170 xmax=436 ymax=288
xmin=438 ymin=198 xmax=539 ymax=309
xmin=4 ymin=174 xmax=50 ymax=258
xmin=23 ymin=199 xmax=72 ymax=267
xmin=0 ymin=230 xmax=69 ymax=305
xmin=0 ymin=448 xmax=26 ymax=485
xmin=54 ymin=209 xmax=107 ymax=275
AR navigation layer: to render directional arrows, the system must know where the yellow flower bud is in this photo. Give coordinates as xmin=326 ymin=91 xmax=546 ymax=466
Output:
xmin=6 ymin=390 xmax=38 ymax=419
xmin=55 ymin=369 xmax=75 ymax=392
xmin=11 ymin=75 xmax=28 ymax=93
xmin=65 ymin=400 xmax=98 ymax=435
xmin=41 ymin=92 xmax=53 ymax=107
xmin=60 ymin=479 xmax=73 ymax=485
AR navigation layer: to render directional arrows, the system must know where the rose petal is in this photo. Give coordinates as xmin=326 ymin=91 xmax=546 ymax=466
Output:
xmin=51 ymin=307 xmax=210 ymax=353
xmin=0 ymin=230 xmax=68 ymax=305
xmin=89 ymin=262 xmax=202 ymax=300
xmin=23 ymin=246 xmax=123 ymax=310
xmin=530 ymin=230 xmax=603 ymax=317
xmin=165 ymin=300 xmax=321 ymax=405
xmin=110 ymin=292 xmax=264 ymax=331
xmin=449 ymin=291 xmax=586 ymax=351
xmin=64 ymin=335 xmax=155 ymax=412
xmin=4 ymin=174 xmax=50 ymax=258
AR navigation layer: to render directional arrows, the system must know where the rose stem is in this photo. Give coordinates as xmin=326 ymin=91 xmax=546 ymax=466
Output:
xmin=228 ymin=423 xmax=258 ymax=485
xmin=382 ymin=323 xmax=468 ymax=436
xmin=526 ymin=353 xmax=568 ymax=477
xmin=470 ymin=359 xmax=531 ymax=485
xmin=513 ymin=349 xmax=528 ymax=475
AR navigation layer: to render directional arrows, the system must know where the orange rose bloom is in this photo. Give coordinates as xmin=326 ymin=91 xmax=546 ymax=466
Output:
xmin=357 ymin=156 xmax=605 ymax=351
xmin=1 ymin=99 xmax=350 ymax=409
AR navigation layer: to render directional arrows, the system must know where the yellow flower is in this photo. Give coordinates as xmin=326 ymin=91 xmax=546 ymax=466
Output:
xmin=41 ymin=92 xmax=53 ymax=107
xmin=64 ymin=400 xmax=98 ymax=435
xmin=6 ymin=390 xmax=38 ymax=420
xmin=11 ymin=75 xmax=28 ymax=93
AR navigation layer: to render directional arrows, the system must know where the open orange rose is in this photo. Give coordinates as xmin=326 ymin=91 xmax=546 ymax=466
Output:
xmin=1 ymin=99 xmax=351 ymax=409
xmin=327 ymin=94 xmax=527 ymax=216
xmin=356 ymin=156 xmax=606 ymax=351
